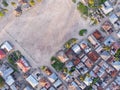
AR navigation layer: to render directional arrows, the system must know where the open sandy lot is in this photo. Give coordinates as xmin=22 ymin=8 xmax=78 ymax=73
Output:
xmin=0 ymin=0 xmax=99 ymax=68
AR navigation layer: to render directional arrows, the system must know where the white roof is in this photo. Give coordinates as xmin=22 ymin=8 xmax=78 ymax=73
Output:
xmin=109 ymin=13 xmax=118 ymax=24
xmin=112 ymin=61 xmax=120 ymax=71
xmin=26 ymin=75 xmax=39 ymax=88
xmin=0 ymin=64 xmax=14 ymax=79
xmin=10 ymin=84 xmax=17 ymax=90
xmin=101 ymin=1 xmax=113 ymax=14
xmin=71 ymin=44 xmax=81 ymax=54
xmin=1 ymin=41 xmax=13 ymax=52
xmin=5 ymin=75 xmax=15 ymax=86
xmin=53 ymin=79 xmax=62 ymax=88
xmin=48 ymin=73 xmax=58 ymax=83
xmin=24 ymin=86 xmax=33 ymax=90
xmin=84 ymin=76 xmax=92 ymax=86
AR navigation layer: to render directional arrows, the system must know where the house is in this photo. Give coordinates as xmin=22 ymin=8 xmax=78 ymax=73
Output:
xmin=84 ymin=76 xmax=92 ymax=86
xmin=16 ymin=57 xmax=31 ymax=73
xmin=71 ymin=44 xmax=81 ymax=55
xmin=85 ymin=59 xmax=93 ymax=68
xmin=24 ymin=86 xmax=33 ymax=90
xmin=48 ymin=73 xmax=58 ymax=83
xmin=115 ymin=76 xmax=120 ymax=85
xmin=13 ymin=6 xmax=22 ymax=17
xmin=53 ymin=79 xmax=62 ymax=88
xmin=0 ymin=41 xmax=14 ymax=53
xmin=32 ymin=69 xmax=42 ymax=81
xmin=93 ymin=30 xmax=104 ymax=42
xmin=100 ymin=51 xmax=111 ymax=60
xmin=43 ymin=67 xmax=52 ymax=76
xmin=26 ymin=75 xmax=39 ymax=88
xmin=117 ymin=30 xmax=120 ymax=38
xmin=102 ymin=21 xmax=113 ymax=34
xmin=79 ymin=40 xmax=91 ymax=53
xmin=0 ymin=49 xmax=6 ymax=59
xmin=0 ymin=64 xmax=14 ymax=79
xmin=76 ymin=62 xmax=88 ymax=74
xmin=48 ymin=87 xmax=56 ymax=90
xmin=10 ymin=84 xmax=17 ymax=90
xmin=111 ymin=42 xmax=120 ymax=55
xmin=88 ymin=35 xmax=100 ymax=48
xmin=40 ymin=78 xmax=51 ymax=89
xmin=56 ymin=50 xmax=69 ymax=63
xmin=111 ymin=61 xmax=120 ymax=71
xmin=109 ymin=13 xmax=118 ymax=24
xmin=104 ymin=36 xmax=115 ymax=46
xmin=101 ymin=1 xmax=113 ymax=15
xmin=88 ymin=51 xmax=99 ymax=62
xmin=5 ymin=75 xmax=15 ymax=86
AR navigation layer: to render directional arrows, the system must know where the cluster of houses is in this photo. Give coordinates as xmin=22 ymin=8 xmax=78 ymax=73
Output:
xmin=40 ymin=66 xmax=66 ymax=90
xmin=0 ymin=41 xmax=66 ymax=90
xmin=54 ymin=27 xmax=120 ymax=90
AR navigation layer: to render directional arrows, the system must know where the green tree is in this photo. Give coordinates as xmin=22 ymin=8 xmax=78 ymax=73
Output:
xmin=0 ymin=76 xmax=4 ymax=88
xmin=11 ymin=2 xmax=16 ymax=7
xmin=114 ymin=49 xmax=120 ymax=61
xmin=77 ymin=2 xmax=88 ymax=16
xmin=29 ymin=0 xmax=35 ymax=6
xmin=2 ymin=0 xmax=8 ymax=7
xmin=0 ymin=12 xmax=4 ymax=17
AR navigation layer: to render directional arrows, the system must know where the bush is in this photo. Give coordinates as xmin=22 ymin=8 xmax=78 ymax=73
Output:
xmin=77 ymin=2 xmax=88 ymax=16
xmin=2 ymin=9 xmax=8 ymax=13
xmin=29 ymin=0 xmax=35 ymax=6
xmin=64 ymin=38 xmax=77 ymax=49
xmin=0 ymin=12 xmax=4 ymax=17
xmin=79 ymin=29 xmax=87 ymax=36
xmin=11 ymin=2 xmax=16 ymax=7
xmin=2 ymin=0 xmax=8 ymax=7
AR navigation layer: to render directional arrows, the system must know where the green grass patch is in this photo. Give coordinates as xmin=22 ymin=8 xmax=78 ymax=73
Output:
xmin=51 ymin=56 xmax=64 ymax=71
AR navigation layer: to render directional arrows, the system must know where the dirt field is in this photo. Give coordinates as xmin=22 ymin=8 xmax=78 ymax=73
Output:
xmin=0 ymin=0 xmax=98 ymax=67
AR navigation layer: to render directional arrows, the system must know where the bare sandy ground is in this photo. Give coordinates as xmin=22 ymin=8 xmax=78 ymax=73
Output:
xmin=0 ymin=0 xmax=99 ymax=67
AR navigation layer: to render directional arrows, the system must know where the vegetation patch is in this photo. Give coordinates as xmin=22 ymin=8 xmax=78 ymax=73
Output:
xmin=51 ymin=56 xmax=64 ymax=71
xmin=79 ymin=29 xmax=87 ymax=36
xmin=0 ymin=76 xmax=4 ymax=88
xmin=29 ymin=0 xmax=35 ymax=6
xmin=2 ymin=0 xmax=8 ymax=7
xmin=77 ymin=2 xmax=88 ymax=16
xmin=64 ymin=38 xmax=77 ymax=49
xmin=114 ymin=49 xmax=120 ymax=61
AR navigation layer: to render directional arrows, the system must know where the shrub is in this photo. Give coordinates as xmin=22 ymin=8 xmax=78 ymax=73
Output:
xmin=11 ymin=2 xmax=16 ymax=7
xmin=64 ymin=38 xmax=77 ymax=49
xmin=79 ymin=29 xmax=87 ymax=36
xmin=0 ymin=12 xmax=4 ymax=17
xmin=2 ymin=0 xmax=8 ymax=7
xmin=29 ymin=0 xmax=35 ymax=6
